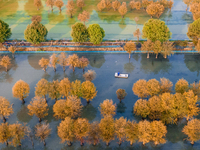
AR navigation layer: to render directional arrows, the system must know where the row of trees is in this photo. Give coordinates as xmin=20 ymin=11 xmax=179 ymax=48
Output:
xmin=183 ymin=0 xmax=200 ymax=20
xmin=39 ymin=53 xmax=89 ymax=72
xmin=133 ymin=78 xmax=200 ymax=124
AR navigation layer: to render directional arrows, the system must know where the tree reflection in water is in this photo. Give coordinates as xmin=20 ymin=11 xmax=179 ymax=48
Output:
xmin=17 ymin=105 xmax=32 ymax=123
xmin=117 ymin=102 xmax=127 ymax=114
xmin=87 ymin=54 xmax=105 ymax=69
xmin=82 ymin=103 xmax=97 ymax=121
xmin=184 ymin=54 xmax=200 ymax=77
xmin=28 ymin=54 xmax=49 ymax=70
xmin=124 ymin=62 xmax=134 ymax=73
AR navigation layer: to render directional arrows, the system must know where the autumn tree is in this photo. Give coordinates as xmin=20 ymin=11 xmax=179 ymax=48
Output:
xmin=160 ymin=78 xmax=173 ymax=93
xmin=48 ymin=80 xmax=61 ymax=102
xmin=0 ymin=20 xmax=11 ymax=43
xmin=124 ymin=41 xmax=136 ymax=59
xmin=168 ymin=0 xmax=173 ymax=11
xmin=39 ymin=57 xmax=49 ymax=72
xmin=74 ymin=118 xmax=89 ymax=146
xmin=141 ymin=39 xmax=153 ymax=58
xmin=46 ymin=0 xmax=55 ymax=12
xmin=87 ymin=24 xmax=105 ymax=44
xmin=115 ymin=117 xmax=127 ymax=145
xmin=10 ymin=123 xmax=29 ymax=147
xmin=187 ymin=18 xmax=200 ymax=45
xmin=133 ymin=28 xmax=141 ymax=42
xmin=81 ymin=81 xmax=97 ymax=103
xmin=146 ymin=79 xmax=161 ymax=97
xmin=183 ymin=0 xmax=191 ymax=12
xmin=59 ymin=52 xmax=68 ymax=72
xmin=54 ymin=0 xmax=64 ymax=13
xmin=66 ymin=0 xmax=76 ymax=18
xmin=99 ymin=116 xmax=115 ymax=146
xmin=118 ymin=2 xmax=128 ymax=18
xmin=53 ymin=99 xmax=66 ymax=120
xmin=34 ymin=0 xmax=42 ymax=10
xmin=35 ymin=122 xmax=51 ymax=146
xmin=97 ymin=0 xmax=106 ymax=12
xmin=12 ymin=80 xmax=30 ymax=104
xmin=35 ymin=78 xmax=49 ymax=102
xmin=100 ymin=99 xmax=116 ymax=117
xmin=71 ymin=22 xmax=88 ymax=42
xmin=146 ymin=3 xmax=164 ymax=18
xmin=49 ymin=53 xmax=59 ymax=72
xmin=152 ymin=40 xmax=162 ymax=58
xmin=161 ymin=41 xmax=174 ymax=58
xmin=28 ymin=96 xmax=48 ymax=122
xmin=105 ymin=0 xmax=112 ymax=10
xmin=79 ymin=56 xmax=89 ymax=72
xmin=59 ymin=78 xmax=71 ymax=99
xmin=129 ymin=1 xmax=135 ymax=10
xmin=31 ymin=15 xmax=42 ymax=22
xmin=67 ymin=54 xmax=80 ymax=72
xmin=182 ymin=119 xmax=200 ymax=145
xmin=71 ymin=80 xmax=82 ymax=98
xmin=88 ymin=121 xmax=100 ymax=146
xmin=77 ymin=0 xmax=85 ymax=10
xmin=137 ymin=120 xmax=151 ymax=145
xmin=175 ymin=78 xmax=189 ymax=94
xmin=142 ymin=0 xmax=153 ymax=10
xmin=135 ymin=1 xmax=142 ymax=10
xmin=83 ymin=70 xmax=96 ymax=81
xmin=57 ymin=117 xmax=74 ymax=146
xmin=116 ymin=89 xmax=127 ymax=103
xmin=78 ymin=11 xmax=90 ymax=25
xmin=134 ymin=99 xmax=150 ymax=119
xmin=0 ymin=123 xmax=11 ymax=146
xmin=0 ymin=97 xmax=13 ymax=123
xmin=0 ymin=55 xmax=11 ymax=72
xmin=190 ymin=81 xmax=200 ymax=98
xmin=112 ymin=0 xmax=120 ymax=11
xmin=142 ymin=19 xmax=171 ymax=42
xmin=8 ymin=46 xmax=16 ymax=58
xmin=150 ymin=120 xmax=167 ymax=145
xmin=24 ymin=21 xmax=48 ymax=44
xmin=125 ymin=120 xmax=138 ymax=145
xmin=195 ymin=39 xmax=200 ymax=52
xmin=183 ymin=90 xmax=200 ymax=121
xmin=132 ymin=79 xmax=149 ymax=99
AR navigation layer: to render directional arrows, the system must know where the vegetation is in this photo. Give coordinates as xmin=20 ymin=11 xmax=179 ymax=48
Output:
xmin=78 ymin=11 xmax=90 ymax=25
xmin=0 ymin=20 xmax=11 ymax=43
xmin=79 ymin=56 xmax=89 ymax=72
xmin=59 ymin=78 xmax=71 ymax=99
xmin=59 ymin=52 xmax=68 ymax=72
xmin=39 ymin=58 xmax=49 ymax=72
xmin=115 ymin=117 xmax=127 ymax=145
xmin=124 ymin=41 xmax=136 ymax=59
xmin=116 ymin=89 xmax=127 ymax=103
xmin=12 ymin=80 xmax=30 ymax=104
xmin=100 ymin=99 xmax=116 ymax=117
xmin=34 ymin=0 xmax=42 ymax=10
xmin=81 ymin=81 xmax=97 ymax=103
xmin=71 ymin=23 xmax=88 ymax=43
xmin=0 ymin=97 xmax=13 ymax=123
xmin=187 ymin=18 xmax=200 ymax=45
xmin=24 ymin=21 xmax=48 ymax=44
xmin=0 ymin=55 xmax=11 ymax=72
xmin=125 ymin=120 xmax=138 ymax=145
xmin=54 ymin=0 xmax=64 ymax=13
xmin=175 ymin=78 xmax=189 ymax=94
xmin=27 ymin=96 xmax=48 ymax=122
xmin=46 ymin=0 xmax=55 ymax=12
xmin=88 ymin=121 xmax=100 ymax=145
xmin=83 ymin=70 xmax=96 ymax=81
xmin=77 ymin=0 xmax=85 ymax=10
xmin=132 ymin=79 xmax=149 ymax=99
xmin=146 ymin=3 xmax=164 ymax=18
xmin=87 ymin=24 xmax=105 ymax=44
xmin=71 ymin=80 xmax=82 ymax=98
xmin=35 ymin=78 xmax=49 ymax=102
xmin=8 ymin=46 xmax=16 ymax=58
xmin=48 ymin=80 xmax=61 ymax=102
xmin=0 ymin=123 xmax=12 ymax=146
xmin=67 ymin=54 xmax=80 ymax=72
xmin=118 ymin=2 xmax=128 ymax=18
xmin=49 ymin=53 xmax=59 ymax=72
xmin=66 ymin=0 xmax=76 ymax=18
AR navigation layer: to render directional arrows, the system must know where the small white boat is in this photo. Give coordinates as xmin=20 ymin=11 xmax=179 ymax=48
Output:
xmin=115 ymin=72 xmax=128 ymax=78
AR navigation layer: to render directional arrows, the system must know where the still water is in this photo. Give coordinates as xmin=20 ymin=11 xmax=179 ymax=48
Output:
xmin=0 ymin=52 xmax=200 ymax=150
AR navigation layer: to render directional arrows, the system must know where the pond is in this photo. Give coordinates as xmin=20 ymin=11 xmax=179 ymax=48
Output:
xmin=0 ymin=0 xmax=193 ymax=40
xmin=0 ymin=52 xmax=200 ymax=149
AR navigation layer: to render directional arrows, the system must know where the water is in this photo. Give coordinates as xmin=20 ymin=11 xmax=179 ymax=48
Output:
xmin=0 ymin=0 xmax=193 ymax=40
xmin=0 ymin=52 xmax=200 ymax=149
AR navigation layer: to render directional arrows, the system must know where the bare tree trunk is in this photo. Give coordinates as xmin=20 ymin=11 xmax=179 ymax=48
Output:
xmin=129 ymin=53 xmax=130 ymax=59
xmin=51 ymin=6 xmax=53 ymax=12
xmin=63 ymin=66 xmax=65 ymax=72
xmin=12 ymin=53 xmax=14 ymax=58
xmin=39 ymin=118 xmax=42 ymax=123
xmin=80 ymin=138 xmax=84 ymax=146
xmin=68 ymin=141 xmax=72 ymax=146
xmin=6 ymin=66 xmax=7 ymax=72
xmin=55 ymin=97 xmax=57 ymax=102
xmin=71 ymin=13 xmax=73 ymax=18
xmin=3 ymin=116 xmax=6 ymax=123
xmin=130 ymin=141 xmax=133 ymax=146
xmin=83 ymin=68 xmax=85 ymax=72
xmin=59 ymin=8 xmax=61 ymax=13
xmin=44 ymin=95 xmax=47 ymax=103
xmin=44 ymin=67 xmax=46 ymax=72
xmin=147 ymin=52 xmax=149 ymax=58
xmin=87 ymin=100 xmax=90 ymax=104
xmin=73 ymin=66 xmax=75 ymax=72
xmin=156 ymin=53 xmax=158 ymax=59
xmin=106 ymin=142 xmax=109 ymax=146
xmin=54 ymin=67 xmax=56 ymax=72
xmin=6 ymin=141 xmax=8 ymax=146
xmin=22 ymin=98 xmax=25 ymax=104
xmin=43 ymin=140 xmax=46 ymax=146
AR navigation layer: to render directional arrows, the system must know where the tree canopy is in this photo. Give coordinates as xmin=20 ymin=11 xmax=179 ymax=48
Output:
xmin=87 ymin=24 xmax=105 ymax=44
xmin=71 ymin=22 xmax=88 ymax=43
xmin=0 ymin=20 xmax=11 ymax=43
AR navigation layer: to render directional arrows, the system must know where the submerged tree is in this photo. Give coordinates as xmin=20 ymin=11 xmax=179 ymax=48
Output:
xmin=112 ymin=0 xmax=120 ymax=11
xmin=161 ymin=41 xmax=174 ymax=59
xmin=134 ymin=99 xmax=150 ymax=119
xmin=74 ymin=118 xmax=89 ymax=146
xmin=39 ymin=58 xmax=49 ymax=72
xmin=49 ymin=53 xmax=59 ymax=72
xmin=71 ymin=80 xmax=82 ymax=98
xmin=27 ymin=96 xmax=48 ymax=122
xmin=79 ymin=56 xmax=89 ymax=72
xmin=125 ymin=120 xmax=138 ymax=145
xmin=146 ymin=3 xmax=164 ymax=18
xmin=12 ymin=80 xmax=30 ymax=104
xmin=31 ymin=15 xmax=42 ymax=23
xmin=132 ymin=79 xmax=149 ymax=99
xmin=88 ymin=121 xmax=100 ymax=146
xmin=99 ymin=116 xmax=115 ymax=146
xmin=57 ymin=117 xmax=74 ymax=146
xmin=83 ymin=70 xmax=96 ymax=81
xmin=133 ymin=28 xmax=141 ymax=42
xmin=78 ymin=11 xmax=90 ymax=25
xmin=46 ymin=0 xmax=55 ymax=12
xmin=81 ymin=81 xmax=97 ymax=103
xmin=34 ymin=0 xmax=42 ymax=10
xmin=115 ymin=117 xmax=127 ymax=145
xmin=160 ymin=77 xmax=173 ymax=93
xmin=66 ymin=0 xmax=76 ymax=18
xmin=0 ymin=56 xmax=11 ymax=72
xmin=10 ymin=123 xmax=29 ymax=147
xmin=118 ymin=2 xmax=128 ymax=18
xmin=0 ymin=123 xmax=12 ymax=146
xmin=54 ymin=0 xmax=64 ymax=13
xmin=175 ymin=78 xmax=189 ymax=94
xmin=182 ymin=119 xmax=200 ymax=145
xmin=59 ymin=78 xmax=71 ymax=99
xmin=48 ymin=80 xmax=61 ymax=102
xmin=141 ymin=40 xmax=153 ymax=58
xmin=53 ymin=99 xmax=67 ymax=120
xmin=35 ymin=122 xmax=51 ymax=146
xmin=77 ymin=0 xmax=85 ymax=10
xmin=35 ymin=78 xmax=49 ymax=102
xmin=124 ymin=41 xmax=136 ymax=59
xmin=59 ymin=52 xmax=68 ymax=72
xmin=146 ymin=79 xmax=161 ymax=97
xmin=8 ymin=46 xmax=16 ymax=58
xmin=67 ymin=54 xmax=80 ymax=72
xmin=100 ymin=99 xmax=116 ymax=117
xmin=137 ymin=120 xmax=151 ymax=145
xmin=0 ymin=97 xmax=13 ymax=123
xmin=116 ymin=89 xmax=127 ymax=103
xmin=152 ymin=40 xmax=162 ymax=59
